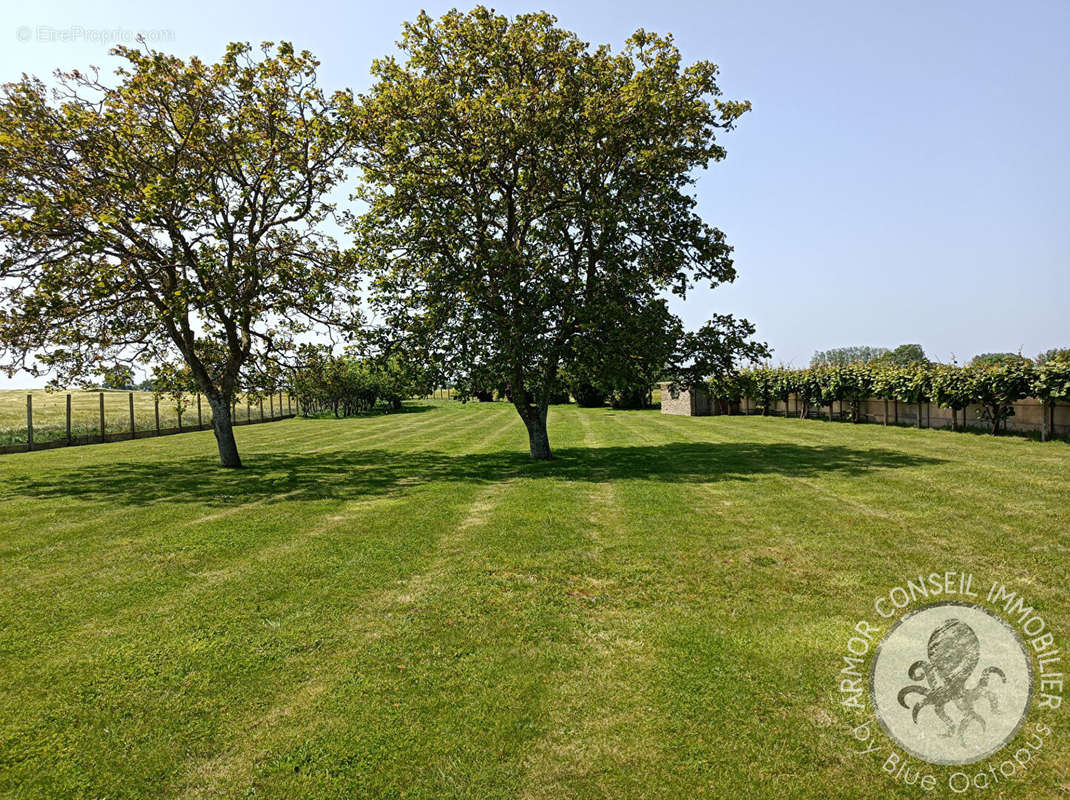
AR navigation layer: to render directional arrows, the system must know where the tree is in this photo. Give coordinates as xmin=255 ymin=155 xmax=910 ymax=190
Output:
xmin=929 ymin=364 xmax=973 ymax=431
xmin=792 ymin=367 xmax=824 ymax=419
xmin=839 ymin=363 xmax=875 ymax=422
xmin=969 ymin=352 xmax=1028 ymax=368
xmin=99 ymin=363 xmax=135 ymax=390
xmin=1036 ymin=348 xmax=1070 ymax=365
xmin=567 ymin=299 xmax=682 ymax=410
xmin=968 ymin=361 xmax=1033 ymax=435
xmin=770 ymin=368 xmax=797 ymax=417
xmin=673 ymin=316 xmax=769 ymax=390
xmin=349 ymin=8 xmax=750 ymax=458
xmin=882 ymin=344 xmax=928 ymax=366
xmin=816 ymin=366 xmax=850 ymax=421
xmin=570 ymin=382 xmax=607 ymax=408
xmin=670 ymin=315 xmax=769 ymax=414
xmin=738 ymin=365 xmax=778 ymax=416
xmin=0 ymin=42 xmax=356 ymax=467
xmin=1032 ymin=355 xmax=1070 ymax=441
xmin=453 ymin=362 xmax=502 ymax=403
xmin=152 ymin=359 xmax=197 ymax=428
xmin=872 ymin=364 xmax=930 ymax=428
xmin=810 ymin=346 xmax=888 ymax=367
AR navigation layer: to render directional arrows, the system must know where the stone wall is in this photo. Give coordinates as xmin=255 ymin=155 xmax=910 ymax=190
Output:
xmin=747 ymin=395 xmax=1070 ymax=437
xmin=660 ymin=382 xmax=1070 ymax=437
xmin=660 ymin=382 xmax=701 ymax=416
xmin=658 ymin=384 xmax=722 ymax=417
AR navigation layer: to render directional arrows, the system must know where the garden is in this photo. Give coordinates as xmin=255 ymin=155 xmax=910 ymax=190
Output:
xmin=2 ymin=401 xmax=1068 ymax=798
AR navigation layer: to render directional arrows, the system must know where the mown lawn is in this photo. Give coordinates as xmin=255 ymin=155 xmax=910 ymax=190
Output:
xmin=1 ymin=401 xmax=1067 ymax=798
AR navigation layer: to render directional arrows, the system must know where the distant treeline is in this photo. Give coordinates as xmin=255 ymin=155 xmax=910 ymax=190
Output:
xmin=289 ymin=354 xmax=429 ymax=418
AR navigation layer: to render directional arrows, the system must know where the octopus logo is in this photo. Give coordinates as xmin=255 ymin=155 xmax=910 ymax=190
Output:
xmin=870 ymin=602 xmax=1033 ymax=765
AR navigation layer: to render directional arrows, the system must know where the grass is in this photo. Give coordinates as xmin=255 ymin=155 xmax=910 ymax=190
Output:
xmin=1 ymin=400 xmax=1068 ymax=798
xmin=0 ymin=389 xmax=292 ymax=446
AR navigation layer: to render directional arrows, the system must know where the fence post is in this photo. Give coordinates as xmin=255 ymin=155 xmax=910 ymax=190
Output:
xmin=129 ymin=392 xmax=135 ymax=439
xmin=99 ymin=391 xmax=106 ymax=441
xmin=197 ymin=394 xmax=203 ymax=429
xmin=66 ymin=393 xmax=72 ymax=443
xmin=154 ymin=396 xmax=160 ymax=435
xmin=26 ymin=393 xmax=33 ymax=451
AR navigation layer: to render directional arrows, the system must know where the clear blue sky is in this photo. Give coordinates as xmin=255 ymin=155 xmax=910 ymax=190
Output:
xmin=3 ymin=0 xmax=1067 ymax=386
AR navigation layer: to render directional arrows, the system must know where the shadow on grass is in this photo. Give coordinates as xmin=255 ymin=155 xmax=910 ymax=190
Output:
xmin=3 ymin=441 xmax=944 ymax=508
xmin=300 ymin=402 xmax=437 ymax=420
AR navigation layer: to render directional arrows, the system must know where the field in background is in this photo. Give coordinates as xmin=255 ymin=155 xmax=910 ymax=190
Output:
xmin=2 ymin=401 xmax=1067 ymax=798
xmin=0 ymin=389 xmax=292 ymax=446
xmin=0 ymin=389 xmax=657 ymax=447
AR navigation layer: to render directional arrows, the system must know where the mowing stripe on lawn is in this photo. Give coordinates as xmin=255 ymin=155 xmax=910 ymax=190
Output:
xmin=173 ymin=406 xmax=531 ymax=798
xmin=3 ymin=406 xmax=522 ymax=652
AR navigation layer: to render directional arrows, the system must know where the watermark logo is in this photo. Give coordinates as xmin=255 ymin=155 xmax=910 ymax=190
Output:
xmin=872 ymin=602 xmax=1032 ymax=765
xmin=15 ymin=25 xmax=175 ymax=45
xmin=837 ymin=571 xmax=1063 ymax=793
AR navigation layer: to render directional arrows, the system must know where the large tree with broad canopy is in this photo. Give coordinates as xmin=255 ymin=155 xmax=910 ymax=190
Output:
xmin=349 ymin=7 xmax=753 ymax=458
xmin=0 ymin=42 xmax=356 ymax=467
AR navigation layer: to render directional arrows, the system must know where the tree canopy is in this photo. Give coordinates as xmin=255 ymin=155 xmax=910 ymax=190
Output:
xmin=969 ymin=352 xmax=1028 ymax=368
xmin=809 ymin=343 xmax=928 ymax=368
xmin=348 ymin=7 xmax=752 ymax=458
xmin=810 ymin=346 xmax=888 ymax=367
xmin=1036 ymin=347 xmax=1070 ymax=365
xmin=0 ymin=42 xmax=356 ymax=466
xmin=882 ymin=343 xmax=928 ymax=366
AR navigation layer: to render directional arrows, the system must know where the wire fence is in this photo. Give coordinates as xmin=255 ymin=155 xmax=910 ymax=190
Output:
xmin=0 ymin=390 xmax=296 ymax=455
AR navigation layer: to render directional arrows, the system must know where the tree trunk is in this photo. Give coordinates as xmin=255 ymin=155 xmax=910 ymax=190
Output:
xmin=207 ymin=395 xmax=242 ymax=468
xmin=883 ymin=399 xmax=888 ymax=426
xmin=951 ymin=407 xmax=957 ymax=431
xmin=917 ymin=402 xmax=923 ymax=429
xmin=515 ymin=403 xmax=552 ymax=459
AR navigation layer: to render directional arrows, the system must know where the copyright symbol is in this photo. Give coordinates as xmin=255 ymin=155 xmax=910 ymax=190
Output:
xmin=16 ymin=26 xmax=32 ymax=42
